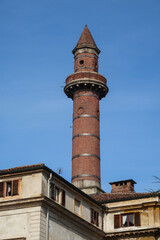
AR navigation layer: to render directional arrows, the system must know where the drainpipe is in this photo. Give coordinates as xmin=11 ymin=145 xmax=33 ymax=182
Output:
xmin=102 ymin=210 xmax=104 ymax=231
xmin=46 ymin=173 xmax=52 ymax=240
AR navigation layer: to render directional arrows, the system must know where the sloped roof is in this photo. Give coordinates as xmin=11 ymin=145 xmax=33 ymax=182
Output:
xmin=0 ymin=163 xmax=106 ymax=209
xmin=91 ymin=192 xmax=157 ymax=203
xmin=72 ymin=25 xmax=100 ymax=54
xmin=0 ymin=163 xmax=45 ymax=175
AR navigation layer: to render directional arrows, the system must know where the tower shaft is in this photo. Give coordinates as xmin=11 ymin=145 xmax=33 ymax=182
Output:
xmin=72 ymin=91 xmax=100 ymax=191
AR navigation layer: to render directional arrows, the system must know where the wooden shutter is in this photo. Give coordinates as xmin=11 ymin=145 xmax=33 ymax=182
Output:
xmin=61 ymin=190 xmax=65 ymax=206
xmin=13 ymin=180 xmax=19 ymax=196
xmin=114 ymin=214 xmax=120 ymax=228
xmin=135 ymin=212 xmax=140 ymax=226
xmin=50 ymin=182 xmax=55 ymax=200
xmin=91 ymin=209 xmax=94 ymax=224
xmin=0 ymin=182 xmax=4 ymax=197
xmin=96 ymin=212 xmax=99 ymax=226
xmin=55 ymin=187 xmax=60 ymax=202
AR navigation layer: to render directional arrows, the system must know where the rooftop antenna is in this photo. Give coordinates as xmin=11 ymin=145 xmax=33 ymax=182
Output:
xmin=57 ymin=168 xmax=63 ymax=175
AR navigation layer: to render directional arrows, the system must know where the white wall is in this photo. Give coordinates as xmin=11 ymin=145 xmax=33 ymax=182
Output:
xmin=0 ymin=206 xmax=42 ymax=240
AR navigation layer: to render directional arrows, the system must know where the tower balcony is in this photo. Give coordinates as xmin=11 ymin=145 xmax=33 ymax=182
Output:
xmin=64 ymin=71 xmax=109 ymax=100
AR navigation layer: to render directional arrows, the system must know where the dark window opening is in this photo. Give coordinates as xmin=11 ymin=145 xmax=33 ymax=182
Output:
xmin=50 ymin=182 xmax=55 ymax=200
xmin=0 ymin=182 xmax=4 ymax=197
xmin=91 ymin=209 xmax=99 ymax=227
xmin=79 ymin=60 xmax=84 ymax=65
xmin=61 ymin=190 xmax=65 ymax=206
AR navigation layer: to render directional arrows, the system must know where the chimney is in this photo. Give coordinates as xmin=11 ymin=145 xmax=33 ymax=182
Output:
xmin=64 ymin=25 xmax=109 ymax=194
xmin=109 ymin=179 xmax=136 ymax=193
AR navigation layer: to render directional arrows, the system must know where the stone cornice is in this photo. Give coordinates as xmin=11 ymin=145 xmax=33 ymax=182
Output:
xmin=105 ymin=198 xmax=159 ymax=213
xmin=106 ymin=227 xmax=160 ymax=238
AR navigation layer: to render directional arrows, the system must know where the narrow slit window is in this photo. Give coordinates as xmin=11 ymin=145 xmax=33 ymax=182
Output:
xmin=55 ymin=187 xmax=60 ymax=202
xmin=6 ymin=181 xmax=12 ymax=196
xmin=91 ymin=208 xmax=99 ymax=227
xmin=61 ymin=190 xmax=65 ymax=206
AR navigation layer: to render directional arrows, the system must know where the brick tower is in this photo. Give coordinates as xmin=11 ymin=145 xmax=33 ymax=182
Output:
xmin=64 ymin=25 xmax=108 ymax=194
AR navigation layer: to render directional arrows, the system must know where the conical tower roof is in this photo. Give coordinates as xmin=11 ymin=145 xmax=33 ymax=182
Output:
xmin=72 ymin=25 xmax=100 ymax=54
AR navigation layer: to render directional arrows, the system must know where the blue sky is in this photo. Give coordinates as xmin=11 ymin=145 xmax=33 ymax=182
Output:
xmin=0 ymin=0 xmax=160 ymax=193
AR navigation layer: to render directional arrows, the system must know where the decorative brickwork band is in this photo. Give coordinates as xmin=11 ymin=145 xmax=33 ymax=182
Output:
xmin=75 ymin=54 xmax=97 ymax=59
xmin=73 ymin=114 xmax=99 ymax=121
xmin=72 ymin=174 xmax=100 ymax=181
xmin=73 ymin=93 xmax=99 ymax=100
xmin=72 ymin=133 xmax=100 ymax=140
xmin=72 ymin=153 xmax=100 ymax=160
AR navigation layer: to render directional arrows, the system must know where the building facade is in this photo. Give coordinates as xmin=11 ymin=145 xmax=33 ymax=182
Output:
xmin=0 ymin=26 xmax=160 ymax=240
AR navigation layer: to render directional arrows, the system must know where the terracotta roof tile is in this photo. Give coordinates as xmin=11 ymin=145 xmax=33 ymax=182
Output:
xmin=0 ymin=163 xmax=45 ymax=175
xmin=0 ymin=163 xmax=106 ymax=209
xmin=91 ymin=192 xmax=156 ymax=203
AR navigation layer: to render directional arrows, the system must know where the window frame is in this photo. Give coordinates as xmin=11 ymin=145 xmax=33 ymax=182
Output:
xmin=114 ymin=212 xmax=140 ymax=229
xmin=50 ymin=182 xmax=65 ymax=207
xmin=121 ymin=213 xmax=134 ymax=227
xmin=0 ymin=179 xmax=20 ymax=198
xmin=74 ymin=198 xmax=81 ymax=216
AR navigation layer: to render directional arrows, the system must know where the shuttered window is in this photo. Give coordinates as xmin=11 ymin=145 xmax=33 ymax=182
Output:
xmin=13 ymin=180 xmax=19 ymax=196
xmin=114 ymin=214 xmax=121 ymax=228
xmin=0 ymin=182 xmax=4 ymax=197
xmin=114 ymin=212 xmax=140 ymax=228
xmin=0 ymin=180 xmax=19 ymax=198
xmin=135 ymin=212 xmax=140 ymax=226
xmin=91 ymin=208 xmax=99 ymax=227
xmin=50 ymin=183 xmax=66 ymax=207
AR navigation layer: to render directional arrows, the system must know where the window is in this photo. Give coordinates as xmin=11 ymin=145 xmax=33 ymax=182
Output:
xmin=0 ymin=180 xmax=19 ymax=198
xmin=91 ymin=208 xmax=99 ymax=227
xmin=50 ymin=182 xmax=55 ymax=200
xmin=50 ymin=182 xmax=65 ymax=207
xmin=61 ymin=190 xmax=65 ymax=206
xmin=55 ymin=187 xmax=60 ymax=202
xmin=6 ymin=181 xmax=12 ymax=196
xmin=114 ymin=212 xmax=140 ymax=228
xmin=74 ymin=199 xmax=81 ymax=215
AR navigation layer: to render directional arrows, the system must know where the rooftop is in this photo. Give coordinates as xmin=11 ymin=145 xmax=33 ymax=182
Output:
xmin=0 ymin=163 xmax=106 ymax=209
xmin=91 ymin=192 xmax=156 ymax=203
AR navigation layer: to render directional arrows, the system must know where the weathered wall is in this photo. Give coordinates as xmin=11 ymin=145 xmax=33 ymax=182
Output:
xmin=0 ymin=206 xmax=41 ymax=240
xmin=48 ymin=210 xmax=100 ymax=240
xmin=104 ymin=197 xmax=160 ymax=233
xmin=41 ymin=174 xmax=103 ymax=229
xmin=21 ymin=173 xmax=42 ymax=198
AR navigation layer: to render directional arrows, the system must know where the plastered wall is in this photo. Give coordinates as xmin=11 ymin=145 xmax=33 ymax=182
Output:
xmin=0 ymin=206 xmax=42 ymax=240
